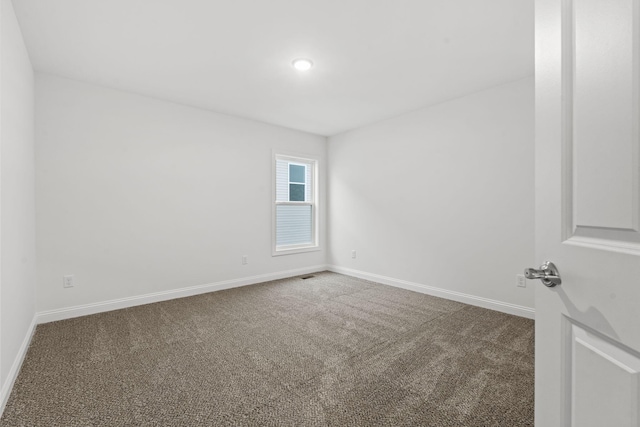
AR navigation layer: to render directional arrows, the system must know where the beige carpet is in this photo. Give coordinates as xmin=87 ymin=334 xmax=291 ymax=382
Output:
xmin=1 ymin=271 xmax=534 ymax=426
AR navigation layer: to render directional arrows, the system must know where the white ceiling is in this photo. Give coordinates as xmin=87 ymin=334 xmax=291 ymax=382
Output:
xmin=12 ymin=0 xmax=533 ymax=136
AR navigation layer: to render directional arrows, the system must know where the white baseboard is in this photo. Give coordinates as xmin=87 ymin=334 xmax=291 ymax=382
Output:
xmin=328 ymin=265 xmax=535 ymax=319
xmin=0 ymin=314 xmax=38 ymax=416
xmin=36 ymin=265 xmax=328 ymax=324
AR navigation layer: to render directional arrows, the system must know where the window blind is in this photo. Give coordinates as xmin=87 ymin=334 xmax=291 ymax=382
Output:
xmin=276 ymin=205 xmax=313 ymax=246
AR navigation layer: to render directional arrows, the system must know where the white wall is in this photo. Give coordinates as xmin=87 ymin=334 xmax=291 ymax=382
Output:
xmin=1 ymin=0 xmax=36 ymax=389
xmin=328 ymin=78 xmax=535 ymax=311
xmin=36 ymin=74 xmax=326 ymax=313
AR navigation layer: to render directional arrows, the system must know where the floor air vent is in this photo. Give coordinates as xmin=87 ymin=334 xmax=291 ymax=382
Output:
xmin=301 ymin=275 xmax=315 ymax=280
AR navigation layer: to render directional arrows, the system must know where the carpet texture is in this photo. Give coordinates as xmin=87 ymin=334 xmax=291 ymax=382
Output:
xmin=0 ymin=271 xmax=534 ymax=426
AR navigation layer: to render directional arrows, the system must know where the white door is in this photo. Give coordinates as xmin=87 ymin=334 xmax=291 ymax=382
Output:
xmin=535 ymin=0 xmax=640 ymax=425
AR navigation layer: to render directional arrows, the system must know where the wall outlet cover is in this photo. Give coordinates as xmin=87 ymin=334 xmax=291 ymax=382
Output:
xmin=63 ymin=274 xmax=74 ymax=288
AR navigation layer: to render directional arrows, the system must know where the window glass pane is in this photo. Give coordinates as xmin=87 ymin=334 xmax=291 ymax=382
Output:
xmin=289 ymin=183 xmax=305 ymax=201
xmin=289 ymin=164 xmax=306 ymax=183
xmin=276 ymin=205 xmax=312 ymax=246
xmin=275 ymin=159 xmax=289 ymax=202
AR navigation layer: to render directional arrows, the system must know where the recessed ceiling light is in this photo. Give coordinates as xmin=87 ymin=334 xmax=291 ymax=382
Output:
xmin=292 ymin=58 xmax=314 ymax=71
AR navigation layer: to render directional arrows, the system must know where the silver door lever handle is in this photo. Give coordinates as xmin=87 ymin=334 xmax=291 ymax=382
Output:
xmin=524 ymin=261 xmax=561 ymax=287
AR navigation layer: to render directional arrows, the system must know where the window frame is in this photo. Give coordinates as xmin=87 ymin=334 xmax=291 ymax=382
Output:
xmin=272 ymin=153 xmax=320 ymax=256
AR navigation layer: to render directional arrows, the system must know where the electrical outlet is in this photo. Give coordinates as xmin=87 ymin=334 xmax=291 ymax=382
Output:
xmin=242 ymin=255 xmax=248 ymax=265
xmin=351 ymin=250 xmax=356 ymax=259
xmin=516 ymin=274 xmax=526 ymax=288
xmin=63 ymin=274 xmax=74 ymax=288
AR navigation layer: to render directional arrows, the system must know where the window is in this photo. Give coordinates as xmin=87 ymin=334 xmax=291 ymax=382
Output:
xmin=273 ymin=154 xmax=318 ymax=255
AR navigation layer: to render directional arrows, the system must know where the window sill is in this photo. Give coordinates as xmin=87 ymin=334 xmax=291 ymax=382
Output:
xmin=272 ymin=245 xmax=321 ymax=257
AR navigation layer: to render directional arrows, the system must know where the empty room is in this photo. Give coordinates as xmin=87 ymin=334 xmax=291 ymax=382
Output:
xmin=1 ymin=0 xmax=638 ymax=426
